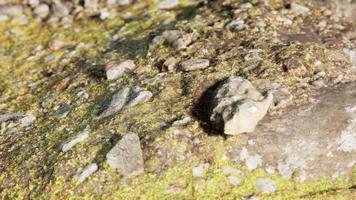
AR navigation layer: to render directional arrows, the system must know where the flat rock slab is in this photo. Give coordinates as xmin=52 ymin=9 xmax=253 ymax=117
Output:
xmin=181 ymin=59 xmax=210 ymax=72
xmin=74 ymin=163 xmax=98 ymax=183
xmin=227 ymin=83 xmax=356 ymax=181
xmin=60 ymin=126 xmax=90 ymax=152
xmin=106 ymin=133 xmax=144 ymax=177
xmin=105 ymin=60 xmax=135 ymax=80
xmin=96 ymin=87 xmax=152 ymax=119
xmin=0 ymin=112 xmax=36 ymax=127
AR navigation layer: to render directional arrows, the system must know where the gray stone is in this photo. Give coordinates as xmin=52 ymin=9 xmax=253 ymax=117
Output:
xmin=192 ymin=163 xmax=209 ymax=177
xmin=0 ymin=14 xmax=9 ymax=22
xmin=19 ymin=113 xmax=36 ymax=127
xmin=254 ymin=178 xmax=275 ymax=193
xmin=162 ymin=30 xmax=198 ymax=50
xmin=253 ymin=79 xmax=292 ymax=110
xmin=210 ymin=76 xmax=273 ymax=135
xmin=311 ymin=79 xmax=326 ymax=87
xmin=96 ymin=87 xmax=152 ymax=119
xmin=74 ymin=163 xmax=98 ymax=183
xmin=52 ymin=0 xmax=70 ymax=17
xmin=28 ymin=0 xmax=40 ymax=7
xmin=12 ymin=15 xmax=28 ymax=25
xmin=239 ymin=147 xmax=262 ymax=170
xmin=290 ymin=3 xmax=310 ymax=14
xmin=333 ymin=0 xmax=356 ymax=22
xmin=228 ymin=175 xmax=239 ymax=186
xmin=172 ymin=116 xmax=191 ymax=126
xmin=60 ymin=126 xmax=90 ymax=152
xmin=0 ymin=112 xmax=26 ymax=123
xmin=99 ymin=9 xmax=111 ymax=20
xmin=343 ymin=48 xmax=356 ymax=66
xmin=158 ymin=0 xmax=180 ymax=9
xmin=53 ymin=103 xmax=71 ymax=118
xmin=34 ymin=4 xmax=50 ymax=18
xmin=84 ymin=0 xmax=98 ymax=9
xmin=227 ymin=83 xmax=356 ymax=181
xmin=0 ymin=5 xmax=23 ymax=17
xmin=0 ymin=112 xmax=35 ymax=127
xmin=181 ymin=59 xmax=210 ymax=72
xmin=117 ymin=0 xmax=134 ymax=6
xmin=163 ymin=57 xmax=178 ymax=72
xmin=106 ymin=60 xmax=135 ymax=80
xmin=106 ymin=133 xmax=144 ymax=177
xmin=270 ymin=88 xmax=292 ymax=109
xmin=226 ymin=20 xmax=246 ymax=31
xmin=244 ymin=51 xmax=262 ymax=62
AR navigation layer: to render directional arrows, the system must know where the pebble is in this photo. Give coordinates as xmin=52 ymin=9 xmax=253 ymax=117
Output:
xmin=12 ymin=15 xmax=28 ymax=25
xmin=34 ymin=4 xmax=50 ymax=18
xmin=228 ymin=175 xmax=239 ymax=186
xmin=100 ymin=9 xmax=111 ymax=20
xmin=117 ymin=0 xmax=134 ymax=6
xmin=343 ymin=48 xmax=356 ymax=65
xmin=28 ymin=0 xmax=40 ymax=7
xmin=74 ymin=163 xmax=98 ymax=183
xmin=0 ymin=112 xmax=26 ymax=123
xmin=84 ymin=0 xmax=98 ymax=10
xmin=52 ymin=0 xmax=70 ymax=17
xmin=158 ymin=0 xmax=180 ymax=9
xmin=106 ymin=60 xmax=135 ymax=80
xmin=163 ymin=57 xmax=178 ymax=72
xmin=239 ymin=148 xmax=262 ymax=170
xmin=0 ymin=5 xmax=23 ymax=17
xmin=254 ymin=178 xmax=276 ymax=193
xmin=0 ymin=112 xmax=36 ymax=127
xmin=192 ymin=163 xmax=209 ymax=178
xmin=162 ymin=30 xmax=198 ymax=50
xmin=181 ymin=59 xmax=210 ymax=72
xmin=311 ymin=79 xmax=326 ymax=87
xmin=19 ymin=113 xmax=36 ymax=127
xmin=290 ymin=3 xmax=310 ymax=14
xmin=0 ymin=14 xmax=9 ymax=22
xmin=226 ymin=20 xmax=246 ymax=31
xmin=172 ymin=116 xmax=191 ymax=126
xmin=49 ymin=39 xmax=65 ymax=51
xmin=60 ymin=126 xmax=90 ymax=152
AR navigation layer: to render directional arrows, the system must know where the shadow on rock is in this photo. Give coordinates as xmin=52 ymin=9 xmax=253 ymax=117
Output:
xmin=190 ymin=79 xmax=225 ymax=136
xmin=91 ymin=133 xmax=122 ymax=165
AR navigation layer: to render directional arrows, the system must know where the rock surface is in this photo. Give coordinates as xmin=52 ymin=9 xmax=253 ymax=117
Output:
xmin=162 ymin=30 xmax=198 ymax=50
xmin=96 ymin=87 xmax=152 ymax=119
xmin=106 ymin=133 xmax=144 ymax=177
xmin=105 ymin=60 xmax=135 ymax=80
xmin=158 ymin=0 xmax=179 ymax=9
xmin=209 ymin=76 xmax=273 ymax=135
xmin=254 ymin=178 xmax=275 ymax=193
xmin=181 ymin=59 xmax=210 ymax=72
xmin=60 ymin=126 xmax=90 ymax=152
xmin=252 ymin=79 xmax=293 ymax=110
xmin=0 ymin=112 xmax=36 ymax=127
xmin=0 ymin=112 xmax=26 ymax=123
xmin=228 ymin=83 xmax=356 ymax=181
xmin=74 ymin=163 xmax=98 ymax=183
xmin=192 ymin=163 xmax=209 ymax=178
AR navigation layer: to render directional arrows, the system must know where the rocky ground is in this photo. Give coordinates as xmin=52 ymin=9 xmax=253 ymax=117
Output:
xmin=0 ymin=0 xmax=355 ymax=199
